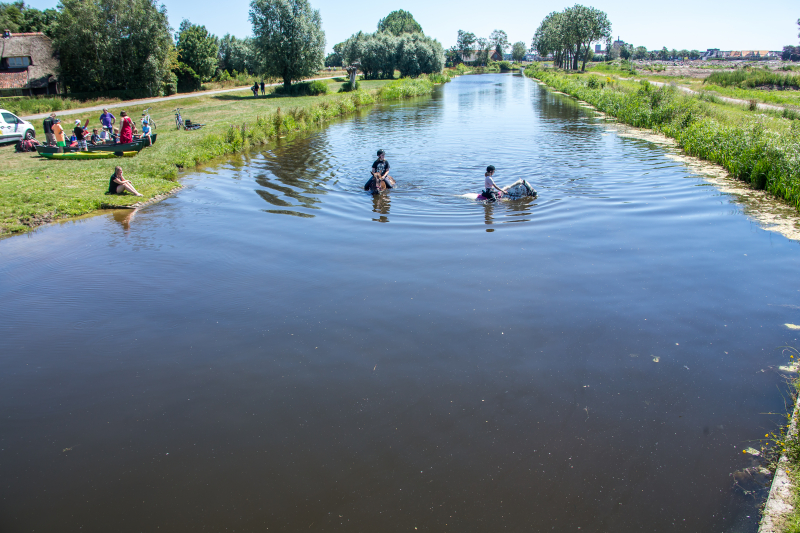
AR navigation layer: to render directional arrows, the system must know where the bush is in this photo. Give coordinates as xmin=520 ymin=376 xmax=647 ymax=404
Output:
xmin=497 ymin=60 xmax=513 ymax=71
xmin=338 ymin=80 xmax=359 ymax=92
xmin=273 ymin=80 xmax=329 ymax=96
xmin=427 ymin=72 xmax=451 ymax=84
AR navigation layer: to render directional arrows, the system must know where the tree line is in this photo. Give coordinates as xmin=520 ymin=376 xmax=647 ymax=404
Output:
xmin=326 ymin=10 xmax=444 ymax=80
xmin=0 ymin=1 xmax=452 ymax=96
xmin=531 ymin=4 xmax=611 ymax=71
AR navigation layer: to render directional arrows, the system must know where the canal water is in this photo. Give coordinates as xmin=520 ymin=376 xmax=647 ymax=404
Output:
xmin=2 ymin=73 xmax=799 ymax=532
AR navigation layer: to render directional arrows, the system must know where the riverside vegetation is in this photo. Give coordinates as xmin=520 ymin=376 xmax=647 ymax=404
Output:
xmin=0 ymin=75 xmax=445 ymax=235
xmin=524 ymin=64 xmax=800 ymax=211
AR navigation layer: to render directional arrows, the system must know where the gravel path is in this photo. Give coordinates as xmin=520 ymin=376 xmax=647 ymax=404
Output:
xmin=20 ymin=76 xmax=340 ymax=121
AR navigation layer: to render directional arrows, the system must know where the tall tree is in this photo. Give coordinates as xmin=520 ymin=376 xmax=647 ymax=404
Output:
xmin=489 ymin=29 xmax=509 ymax=56
xmin=377 ymin=9 xmax=421 ymax=35
xmin=456 ymin=29 xmax=476 ymax=64
xmin=511 ymin=41 xmax=526 ymax=62
xmin=249 ymin=0 xmax=325 ymax=89
xmin=532 ymin=5 xmax=611 ymax=71
xmin=176 ymin=19 xmax=219 ymax=82
xmin=218 ymin=34 xmax=257 ymax=74
xmin=0 ymin=2 xmax=58 ymax=35
xmin=52 ymin=0 xmax=174 ymax=96
xmin=476 ymin=37 xmax=490 ymax=65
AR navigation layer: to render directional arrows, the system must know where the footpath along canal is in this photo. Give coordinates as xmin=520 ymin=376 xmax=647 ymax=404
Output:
xmin=1 ymin=73 xmax=799 ymax=532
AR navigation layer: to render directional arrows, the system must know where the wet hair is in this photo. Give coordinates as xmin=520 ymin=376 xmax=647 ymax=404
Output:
xmin=486 ymin=165 xmax=495 ymax=173
xmin=120 ymin=111 xmax=127 ymax=117
xmin=377 ymin=149 xmax=385 ymax=156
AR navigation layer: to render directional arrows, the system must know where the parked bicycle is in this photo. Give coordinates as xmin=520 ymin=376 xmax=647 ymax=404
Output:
xmin=174 ymin=108 xmax=204 ymax=131
xmin=141 ymin=107 xmax=156 ymax=130
xmin=174 ymin=108 xmax=183 ymax=129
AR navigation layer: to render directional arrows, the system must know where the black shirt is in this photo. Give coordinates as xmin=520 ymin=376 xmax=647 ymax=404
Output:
xmin=108 ymin=173 xmax=119 ymax=194
xmin=43 ymin=117 xmax=53 ymax=134
xmin=372 ymin=158 xmax=389 ymax=176
xmin=74 ymin=126 xmax=85 ymax=140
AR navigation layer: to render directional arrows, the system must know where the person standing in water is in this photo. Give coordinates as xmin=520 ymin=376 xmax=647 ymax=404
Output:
xmin=483 ymin=165 xmax=504 ymax=199
xmin=365 ymin=149 xmax=396 ymax=192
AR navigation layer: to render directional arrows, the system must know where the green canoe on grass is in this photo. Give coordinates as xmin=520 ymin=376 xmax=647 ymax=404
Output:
xmin=40 ymin=151 xmax=139 ymax=160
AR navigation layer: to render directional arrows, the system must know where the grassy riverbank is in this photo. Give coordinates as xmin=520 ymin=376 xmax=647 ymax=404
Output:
xmin=0 ymin=69 xmax=349 ymax=117
xmin=586 ymin=62 xmax=800 ymax=108
xmin=0 ymin=75 xmax=443 ymax=235
xmin=524 ymin=64 xmax=800 ymax=211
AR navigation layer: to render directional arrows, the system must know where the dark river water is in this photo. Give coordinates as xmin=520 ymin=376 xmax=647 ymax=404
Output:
xmin=2 ymin=73 xmax=800 ymax=532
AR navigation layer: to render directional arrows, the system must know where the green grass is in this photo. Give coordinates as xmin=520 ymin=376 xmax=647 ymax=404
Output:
xmin=704 ymin=68 xmax=800 ymax=90
xmin=0 ymin=70 xmax=348 ymax=117
xmin=0 ymin=76 xmax=445 ymax=235
xmin=524 ymin=64 xmax=800 ymax=211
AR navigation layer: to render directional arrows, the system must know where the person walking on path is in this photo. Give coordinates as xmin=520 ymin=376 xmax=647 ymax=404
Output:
xmin=252 ymin=83 xmax=259 ymax=97
xmin=118 ymin=111 xmax=136 ymax=144
xmin=43 ymin=113 xmax=56 ymax=146
xmin=108 ymin=166 xmax=143 ymax=196
xmin=260 ymin=81 xmax=265 ymax=95
xmin=99 ymin=108 xmax=115 ymax=134
xmin=51 ymin=118 xmax=66 ymax=152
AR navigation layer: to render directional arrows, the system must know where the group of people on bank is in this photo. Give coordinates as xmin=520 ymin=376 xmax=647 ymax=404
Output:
xmin=42 ymin=108 xmax=150 ymax=152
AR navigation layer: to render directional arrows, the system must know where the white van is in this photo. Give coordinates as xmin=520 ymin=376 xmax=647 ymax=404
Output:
xmin=0 ymin=109 xmax=36 ymax=144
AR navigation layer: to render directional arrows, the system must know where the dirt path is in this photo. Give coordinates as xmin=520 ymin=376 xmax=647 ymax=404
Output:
xmin=622 ymin=77 xmax=786 ymax=112
xmin=20 ymin=76 xmax=341 ymax=121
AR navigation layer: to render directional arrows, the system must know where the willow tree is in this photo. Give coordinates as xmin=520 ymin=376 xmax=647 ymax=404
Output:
xmin=339 ymin=30 xmax=443 ymax=79
xmin=249 ymin=0 xmax=325 ymax=89
xmin=377 ymin=9 xmax=422 ymax=35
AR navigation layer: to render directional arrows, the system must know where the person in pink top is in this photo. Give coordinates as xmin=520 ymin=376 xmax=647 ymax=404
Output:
xmin=118 ymin=110 xmax=136 ymax=144
xmin=483 ymin=165 xmax=504 ymax=198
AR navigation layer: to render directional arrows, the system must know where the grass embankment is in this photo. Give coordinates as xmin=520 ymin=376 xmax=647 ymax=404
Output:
xmin=0 ymin=69 xmax=348 ymax=116
xmin=586 ymin=62 xmax=800 ymax=108
xmin=524 ymin=64 xmax=800 ymax=211
xmin=0 ymin=75 xmax=443 ymax=235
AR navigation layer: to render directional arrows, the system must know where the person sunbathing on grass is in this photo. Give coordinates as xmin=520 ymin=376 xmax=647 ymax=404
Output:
xmin=108 ymin=166 xmax=143 ymax=197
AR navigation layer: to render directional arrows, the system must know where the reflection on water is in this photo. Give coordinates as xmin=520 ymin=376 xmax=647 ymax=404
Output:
xmin=111 ymin=208 xmax=137 ymax=230
xmin=1 ymin=73 xmax=798 ymax=533
xmin=371 ymin=192 xmax=390 ymax=222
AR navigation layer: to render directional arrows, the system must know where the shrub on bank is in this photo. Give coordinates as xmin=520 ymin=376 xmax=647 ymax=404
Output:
xmin=524 ymin=65 xmax=800 ymax=210
xmin=273 ymin=80 xmax=329 ymax=96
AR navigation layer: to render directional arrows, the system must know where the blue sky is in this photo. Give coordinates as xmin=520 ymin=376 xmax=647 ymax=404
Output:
xmin=26 ymin=0 xmax=799 ymax=53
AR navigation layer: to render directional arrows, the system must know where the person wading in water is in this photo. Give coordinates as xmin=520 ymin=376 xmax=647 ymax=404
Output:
xmin=364 ymin=149 xmax=396 ymax=193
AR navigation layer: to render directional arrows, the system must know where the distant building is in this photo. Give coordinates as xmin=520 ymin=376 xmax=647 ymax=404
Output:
xmin=701 ymin=48 xmax=776 ymax=60
xmin=460 ymin=49 xmax=504 ymax=63
xmin=0 ymin=31 xmax=59 ymax=96
xmin=595 ymin=44 xmax=602 ymax=53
